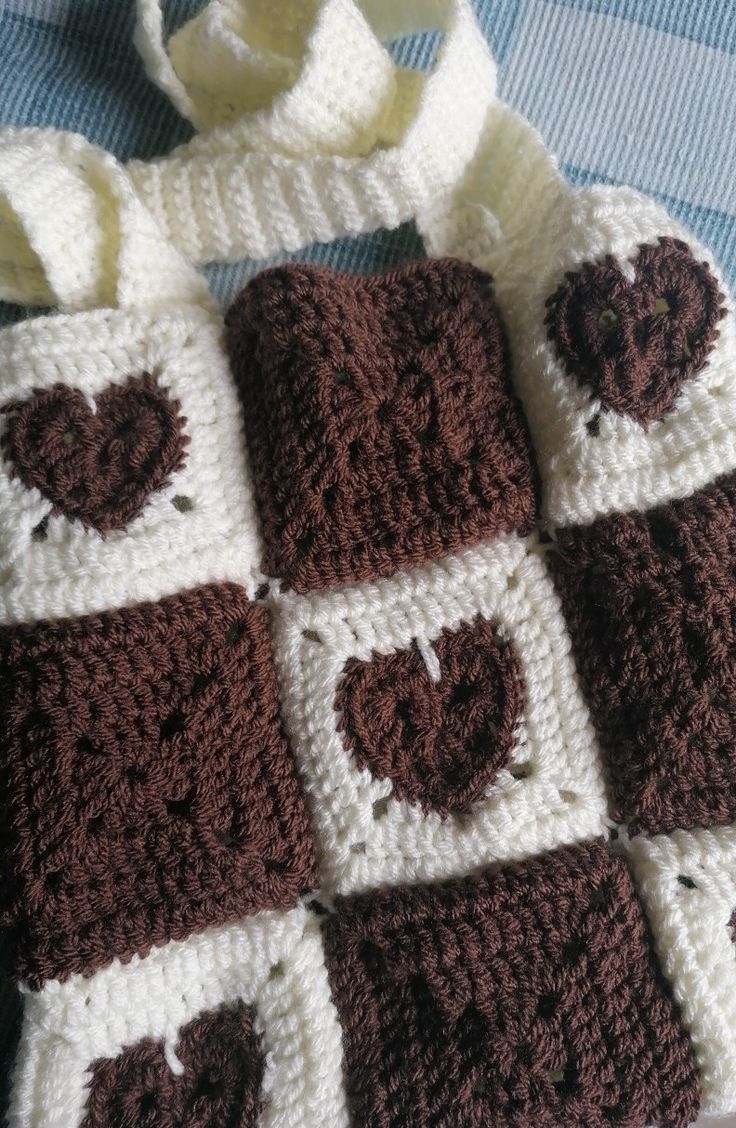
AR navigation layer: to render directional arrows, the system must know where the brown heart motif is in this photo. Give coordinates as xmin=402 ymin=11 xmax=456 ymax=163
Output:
xmin=545 ymin=237 xmax=726 ymax=429
xmin=83 ymin=1001 xmax=264 ymax=1128
xmin=336 ymin=616 xmax=524 ymax=817
xmin=1 ymin=372 xmax=189 ymax=534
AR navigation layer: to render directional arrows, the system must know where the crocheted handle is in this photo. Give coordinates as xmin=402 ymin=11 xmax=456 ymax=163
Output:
xmin=419 ymin=103 xmax=569 ymax=271
xmin=134 ymin=0 xmax=397 ymax=144
xmin=0 ymin=129 xmax=210 ymax=312
xmin=128 ymin=0 xmax=496 ymax=265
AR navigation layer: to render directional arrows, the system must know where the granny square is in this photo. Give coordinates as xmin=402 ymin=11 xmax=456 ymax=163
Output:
xmin=0 ymin=307 xmax=261 ymax=624
xmin=270 ymin=534 xmax=606 ymax=895
xmin=10 ymin=908 xmax=348 ymax=1128
xmin=552 ymin=472 xmax=736 ymax=834
xmin=0 ymin=584 xmax=316 ymax=986
xmin=225 ymin=259 xmax=537 ymax=592
xmin=323 ymin=839 xmax=700 ymax=1128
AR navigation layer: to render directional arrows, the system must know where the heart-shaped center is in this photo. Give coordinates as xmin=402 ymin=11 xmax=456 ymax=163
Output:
xmin=83 ymin=1001 xmax=264 ymax=1128
xmin=545 ymin=237 xmax=725 ymax=429
xmin=336 ymin=617 xmax=524 ymax=817
xmin=2 ymin=372 xmax=189 ymax=534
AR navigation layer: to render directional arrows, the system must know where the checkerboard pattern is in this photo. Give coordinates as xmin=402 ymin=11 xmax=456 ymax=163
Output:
xmin=6 ymin=244 xmax=736 ymax=1126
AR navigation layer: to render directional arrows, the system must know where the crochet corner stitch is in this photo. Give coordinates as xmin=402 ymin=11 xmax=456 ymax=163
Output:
xmin=1 ymin=2 xmax=735 ymax=1127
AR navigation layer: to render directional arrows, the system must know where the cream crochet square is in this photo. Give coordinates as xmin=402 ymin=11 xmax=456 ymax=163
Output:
xmin=0 ymin=305 xmax=261 ymax=624
xmin=270 ymin=533 xmax=608 ymax=896
xmin=470 ymin=185 xmax=736 ymax=529
xmin=8 ymin=906 xmax=348 ymax=1128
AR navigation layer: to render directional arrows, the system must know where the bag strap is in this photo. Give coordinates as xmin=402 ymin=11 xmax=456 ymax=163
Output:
xmin=128 ymin=0 xmax=496 ymax=265
xmin=418 ymin=102 xmax=569 ymax=273
xmin=133 ymin=0 xmax=397 ymax=145
xmin=0 ymin=129 xmax=210 ymax=312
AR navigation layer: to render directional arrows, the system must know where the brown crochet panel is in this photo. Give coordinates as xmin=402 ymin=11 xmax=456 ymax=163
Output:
xmin=323 ymin=840 xmax=700 ymax=1128
xmin=336 ymin=617 xmax=524 ymax=816
xmin=545 ymin=238 xmax=725 ymax=429
xmin=0 ymin=584 xmax=316 ymax=987
xmin=225 ymin=259 xmax=537 ymax=592
xmin=552 ymin=471 xmax=736 ymax=834
xmin=1 ymin=373 xmax=189 ymax=534
xmin=82 ymin=1001 xmax=263 ymax=1128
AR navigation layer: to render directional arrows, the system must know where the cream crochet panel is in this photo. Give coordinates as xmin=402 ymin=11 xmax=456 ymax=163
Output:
xmin=271 ymin=535 xmax=606 ymax=897
xmin=12 ymin=908 xmax=349 ymax=1128
xmin=128 ymin=0 xmax=496 ymax=262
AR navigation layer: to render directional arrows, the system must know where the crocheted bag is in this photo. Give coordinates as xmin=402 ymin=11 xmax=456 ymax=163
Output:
xmin=128 ymin=12 xmax=736 ymax=1118
xmin=2 ymin=2 xmax=735 ymax=1126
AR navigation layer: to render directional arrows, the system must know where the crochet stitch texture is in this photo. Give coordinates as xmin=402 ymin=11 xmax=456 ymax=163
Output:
xmin=2 ymin=2 xmax=736 ymax=1126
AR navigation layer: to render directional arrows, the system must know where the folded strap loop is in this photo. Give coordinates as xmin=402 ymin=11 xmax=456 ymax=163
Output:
xmin=128 ymin=0 xmax=496 ymax=265
xmin=0 ymin=129 xmax=210 ymax=312
xmin=134 ymin=0 xmax=397 ymax=148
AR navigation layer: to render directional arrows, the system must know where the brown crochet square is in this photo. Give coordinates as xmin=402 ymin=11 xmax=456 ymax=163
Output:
xmin=82 ymin=1001 xmax=263 ymax=1128
xmin=225 ymin=259 xmax=537 ymax=592
xmin=0 ymin=585 xmax=316 ymax=987
xmin=551 ymin=470 xmax=736 ymax=834
xmin=323 ymin=840 xmax=700 ymax=1128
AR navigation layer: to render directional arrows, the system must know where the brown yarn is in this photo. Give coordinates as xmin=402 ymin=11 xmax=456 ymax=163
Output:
xmin=545 ymin=238 xmax=725 ymax=428
xmin=323 ymin=839 xmax=700 ymax=1128
xmin=730 ymin=909 xmax=736 ymax=945
xmin=225 ymin=259 xmax=537 ymax=592
xmin=82 ymin=1001 xmax=264 ymax=1128
xmin=336 ymin=617 xmax=524 ymax=816
xmin=1 ymin=373 xmax=189 ymax=534
xmin=0 ymin=584 xmax=316 ymax=987
xmin=551 ymin=471 xmax=736 ymax=834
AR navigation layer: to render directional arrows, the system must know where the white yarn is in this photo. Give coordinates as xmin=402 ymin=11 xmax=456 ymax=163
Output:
xmin=625 ymin=824 xmax=736 ymax=1115
xmin=128 ymin=0 xmax=496 ymax=263
xmin=135 ymin=0 xmax=397 ymax=144
xmin=8 ymin=907 xmax=349 ymax=1128
xmin=269 ymin=534 xmax=608 ymax=896
xmin=0 ymin=130 xmax=263 ymax=625
xmin=0 ymin=128 xmax=211 ymax=312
